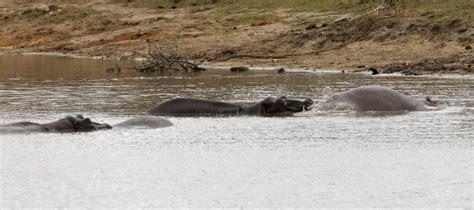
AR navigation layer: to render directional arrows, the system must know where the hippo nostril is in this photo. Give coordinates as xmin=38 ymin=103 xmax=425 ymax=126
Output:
xmin=303 ymin=99 xmax=314 ymax=111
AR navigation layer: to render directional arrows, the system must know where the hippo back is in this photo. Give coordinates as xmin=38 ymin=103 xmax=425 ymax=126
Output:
xmin=319 ymin=86 xmax=428 ymax=112
xmin=0 ymin=122 xmax=48 ymax=133
xmin=0 ymin=115 xmax=111 ymax=134
xmin=41 ymin=117 xmax=76 ymax=133
xmin=147 ymin=98 xmax=240 ymax=116
xmin=114 ymin=116 xmax=173 ymax=128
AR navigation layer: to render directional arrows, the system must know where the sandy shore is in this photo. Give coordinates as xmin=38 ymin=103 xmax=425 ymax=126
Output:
xmin=1 ymin=1 xmax=472 ymax=75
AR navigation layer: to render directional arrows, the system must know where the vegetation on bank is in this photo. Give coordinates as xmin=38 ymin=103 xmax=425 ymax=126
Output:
xmin=21 ymin=6 xmax=98 ymax=23
xmin=2 ymin=0 xmax=472 ymax=74
xmin=115 ymin=0 xmax=473 ymax=18
xmin=116 ymin=0 xmax=473 ymax=45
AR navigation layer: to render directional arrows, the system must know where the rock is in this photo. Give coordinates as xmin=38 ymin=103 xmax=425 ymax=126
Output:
xmin=334 ymin=17 xmax=349 ymax=24
xmin=457 ymin=28 xmax=467 ymax=33
xmin=367 ymin=67 xmax=379 ymax=75
xmin=48 ymin=4 xmax=59 ymax=12
xmin=230 ymin=66 xmax=249 ymax=72
xmin=137 ymin=31 xmax=148 ymax=37
xmin=101 ymin=19 xmax=112 ymax=25
xmin=305 ymin=23 xmax=316 ymax=30
xmin=123 ymin=20 xmax=140 ymax=26
xmin=34 ymin=4 xmax=50 ymax=13
xmin=91 ymin=26 xmax=105 ymax=31
xmin=466 ymin=45 xmax=472 ymax=50
xmin=275 ymin=68 xmax=285 ymax=74
xmin=152 ymin=16 xmax=167 ymax=22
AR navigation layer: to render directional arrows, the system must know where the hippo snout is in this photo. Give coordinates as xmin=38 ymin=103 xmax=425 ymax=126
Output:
xmin=97 ymin=123 xmax=113 ymax=130
xmin=303 ymin=99 xmax=314 ymax=111
xmin=283 ymin=98 xmax=314 ymax=112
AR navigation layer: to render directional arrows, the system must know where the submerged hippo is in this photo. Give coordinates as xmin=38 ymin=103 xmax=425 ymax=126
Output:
xmin=318 ymin=86 xmax=438 ymax=112
xmin=0 ymin=115 xmax=112 ymax=134
xmin=0 ymin=115 xmax=173 ymax=134
xmin=114 ymin=116 xmax=173 ymax=128
xmin=147 ymin=96 xmax=313 ymax=116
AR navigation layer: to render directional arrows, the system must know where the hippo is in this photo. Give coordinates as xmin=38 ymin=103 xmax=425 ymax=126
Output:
xmin=0 ymin=115 xmax=173 ymax=134
xmin=318 ymin=86 xmax=438 ymax=112
xmin=147 ymin=96 xmax=314 ymax=117
xmin=0 ymin=115 xmax=112 ymax=134
xmin=114 ymin=116 xmax=173 ymax=129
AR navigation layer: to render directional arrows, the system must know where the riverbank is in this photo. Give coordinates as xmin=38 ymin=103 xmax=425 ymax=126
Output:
xmin=1 ymin=0 xmax=472 ymax=75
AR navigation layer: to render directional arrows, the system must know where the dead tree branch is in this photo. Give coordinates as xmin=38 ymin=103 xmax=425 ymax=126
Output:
xmin=106 ymin=43 xmax=206 ymax=73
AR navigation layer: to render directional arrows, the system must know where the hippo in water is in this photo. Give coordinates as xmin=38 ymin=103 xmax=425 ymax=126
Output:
xmin=114 ymin=116 xmax=173 ymax=128
xmin=147 ymin=96 xmax=314 ymax=117
xmin=318 ymin=86 xmax=438 ymax=112
xmin=0 ymin=115 xmax=112 ymax=134
xmin=0 ymin=115 xmax=173 ymax=134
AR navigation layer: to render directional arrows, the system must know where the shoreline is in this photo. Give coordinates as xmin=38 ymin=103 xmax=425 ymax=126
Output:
xmin=1 ymin=1 xmax=472 ymax=76
xmin=2 ymin=50 xmax=473 ymax=79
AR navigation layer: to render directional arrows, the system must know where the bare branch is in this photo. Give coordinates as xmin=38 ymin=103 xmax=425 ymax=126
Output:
xmin=106 ymin=43 xmax=206 ymax=73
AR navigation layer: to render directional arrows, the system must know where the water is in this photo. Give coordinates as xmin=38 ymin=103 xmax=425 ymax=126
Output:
xmin=1 ymin=54 xmax=473 ymax=208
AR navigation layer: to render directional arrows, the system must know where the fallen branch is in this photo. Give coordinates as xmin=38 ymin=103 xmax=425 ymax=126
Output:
xmin=106 ymin=43 xmax=206 ymax=73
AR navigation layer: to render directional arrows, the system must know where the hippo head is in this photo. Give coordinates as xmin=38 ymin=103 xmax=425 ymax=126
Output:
xmin=260 ymin=96 xmax=313 ymax=116
xmin=66 ymin=115 xmax=112 ymax=132
xmin=42 ymin=115 xmax=112 ymax=133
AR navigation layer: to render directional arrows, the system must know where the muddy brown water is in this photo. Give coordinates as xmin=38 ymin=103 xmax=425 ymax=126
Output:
xmin=0 ymin=54 xmax=473 ymax=208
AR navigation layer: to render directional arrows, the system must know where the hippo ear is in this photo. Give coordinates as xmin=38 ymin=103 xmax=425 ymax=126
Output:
xmin=76 ymin=115 xmax=84 ymax=120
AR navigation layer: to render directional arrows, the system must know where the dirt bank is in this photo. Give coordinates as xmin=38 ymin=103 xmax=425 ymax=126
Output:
xmin=0 ymin=0 xmax=472 ymax=75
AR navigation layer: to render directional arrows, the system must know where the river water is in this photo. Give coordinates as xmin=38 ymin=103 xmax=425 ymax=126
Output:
xmin=0 ymin=54 xmax=473 ymax=208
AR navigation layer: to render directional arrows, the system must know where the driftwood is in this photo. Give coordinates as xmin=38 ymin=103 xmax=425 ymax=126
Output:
xmin=106 ymin=43 xmax=205 ymax=73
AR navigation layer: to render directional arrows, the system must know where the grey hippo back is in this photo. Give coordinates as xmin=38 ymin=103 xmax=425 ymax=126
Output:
xmin=318 ymin=86 xmax=436 ymax=112
xmin=114 ymin=116 xmax=173 ymax=128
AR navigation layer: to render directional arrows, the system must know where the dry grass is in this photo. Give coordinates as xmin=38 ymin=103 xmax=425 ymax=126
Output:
xmin=124 ymin=0 xmax=473 ymax=18
xmin=8 ymin=0 xmax=473 ymax=19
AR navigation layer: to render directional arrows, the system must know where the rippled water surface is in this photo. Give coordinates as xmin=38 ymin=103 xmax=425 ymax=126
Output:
xmin=1 ymin=55 xmax=473 ymax=208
